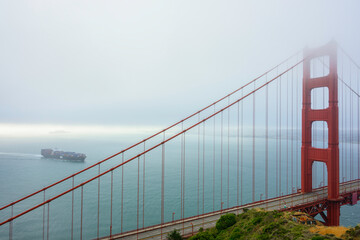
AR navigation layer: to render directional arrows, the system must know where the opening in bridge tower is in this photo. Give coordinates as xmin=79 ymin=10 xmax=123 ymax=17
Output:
xmin=301 ymin=41 xmax=340 ymax=226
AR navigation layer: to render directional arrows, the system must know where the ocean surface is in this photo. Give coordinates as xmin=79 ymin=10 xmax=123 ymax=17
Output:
xmin=0 ymin=133 xmax=359 ymax=239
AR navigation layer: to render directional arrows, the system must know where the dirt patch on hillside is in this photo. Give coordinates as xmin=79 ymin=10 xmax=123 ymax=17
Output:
xmin=309 ymin=225 xmax=349 ymax=238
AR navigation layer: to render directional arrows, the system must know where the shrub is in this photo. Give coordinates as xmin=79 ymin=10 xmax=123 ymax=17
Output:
xmin=251 ymin=215 xmax=263 ymax=225
xmin=229 ymin=227 xmax=242 ymax=240
xmin=189 ymin=231 xmax=214 ymax=240
xmin=311 ymin=236 xmax=328 ymax=240
xmin=207 ymin=227 xmax=219 ymax=238
xmin=216 ymin=213 xmax=237 ymax=231
xmin=271 ymin=210 xmax=283 ymax=218
xmin=198 ymin=227 xmax=203 ymax=232
xmin=167 ymin=229 xmax=182 ymax=240
xmin=262 ymin=222 xmax=280 ymax=234
xmin=346 ymin=225 xmax=360 ymax=238
xmin=258 ymin=233 xmax=271 ymax=240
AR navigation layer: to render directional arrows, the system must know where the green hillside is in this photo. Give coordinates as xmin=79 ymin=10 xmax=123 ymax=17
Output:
xmin=167 ymin=209 xmax=360 ymax=240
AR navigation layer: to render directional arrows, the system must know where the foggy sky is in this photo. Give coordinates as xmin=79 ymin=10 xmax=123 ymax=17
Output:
xmin=1 ymin=0 xmax=360 ymax=128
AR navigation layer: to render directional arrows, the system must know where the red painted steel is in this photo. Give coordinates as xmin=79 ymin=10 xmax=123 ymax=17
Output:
xmin=110 ymin=171 xmax=113 ymax=238
xmin=285 ymin=188 xmax=360 ymax=225
xmin=202 ymin=122 xmax=205 ymax=214
xmin=197 ymin=115 xmax=200 ymax=216
xmin=221 ymin=111 xmax=223 ymax=207
xmin=80 ymin=186 xmax=83 ymax=240
xmin=252 ymin=83 xmax=256 ymax=202
xmin=143 ymin=142 xmax=146 ymax=228
xmin=352 ymin=192 xmax=358 ymax=205
xmin=213 ymin=106 xmax=216 ymax=211
xmin=279 ymin=75 xmax=282 ymax=196
xmin=301 ymin=41 xmax=340 ymax=225
xmin=237 ymin=101 xmax=240 ymax=205
xmin=71 ymin=178 xmax=74 ymax=240
xmin=227 ymin=100 xmax=230 ymax=208
xmin=265 ymin=75 xmax=269 ymax=199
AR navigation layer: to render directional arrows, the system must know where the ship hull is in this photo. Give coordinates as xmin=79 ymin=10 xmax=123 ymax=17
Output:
xmin=41 ymin=149 xmax=86 ymax=161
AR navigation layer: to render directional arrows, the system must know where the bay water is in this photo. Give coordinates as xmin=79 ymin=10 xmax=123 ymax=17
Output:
xmin=0 ymin=132 xmax=359 ymax=239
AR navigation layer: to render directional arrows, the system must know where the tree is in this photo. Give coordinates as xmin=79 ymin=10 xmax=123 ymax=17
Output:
xmin=167 ymin=229 xmax=183 ymax=240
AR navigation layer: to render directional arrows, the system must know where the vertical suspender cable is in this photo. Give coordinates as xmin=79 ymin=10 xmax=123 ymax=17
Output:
xmin=297 ymin=54 xmax=300 ymax=189
xmin=137 ymin=157 xmax=140 ymax=234
xmin=71 ymin=178 xmax=74 ymax=240
xmin=348 ymin=59 xmax=350 ymax=180
xmin=276 ymin=70 xmax=279 ymax=197
xmin=265 ymin=74 xmax=269 ymax=199
xmin=291 ymin=67 xmax=294 ymax=193
xmin=358 ymin=67 xmax=360 ymax=181
xmin=180 ymin=123 xmax=183 ymax=221
xmin=203 ymin=122 xmax=206 ymax=214
xmin=350 ymin=63 xmax=353 ymax=180
xmin=221 ymin=111 xmax=223 ymax=208
xmin=343 ymin=59 xmax=346 ymax=182
xmin=97 ymin=165 xmax=100 ymax=239
xmin=279 ymin=75 xmax=282 ymax=196
xmin=241 ymin=89 xmax=244 ymax=205
xmin=198 ymin=114 xmax=200 ymax=215
xmin=213 ymin=105 xmax=216 ymax=211
xmin=183 ymin=133 xmax=186 ymax=220
xmin=252 ymin=81 xmax=256 ymax=202
xmin=286 ymin=68 xmax=289 ymax=195
xmin=121 ymin=154 xmax=124 ymax=233
xmin=237 ymin=101 xmax=240 ymax=205
xmin=9 ymin=206 xmax=13 ymax=240
xmin=47 ymin=203 xmax=50 ymax=240
xmin=80 ymin=186 xmax=83 ymax=240
xmin=43 ymin=191 xmax=46 ymax=240
xmin=228 ymin=98 xmax=230 ymax=208
xmin=143 ymin=142 xmax=146 ymax=228
xmin=180 ymin=128 xmax=186 ymax=225
xmin=161 ymin=137 xmax=165 ymax=228
xmin=342 ymin=57 xmax=345 ymax=181
xmin=110 ymin=171 xmax=113 ymax=238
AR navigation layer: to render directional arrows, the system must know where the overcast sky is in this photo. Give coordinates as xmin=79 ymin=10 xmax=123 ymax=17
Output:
xmin=1 ymin=0 xmax=360 ymax=131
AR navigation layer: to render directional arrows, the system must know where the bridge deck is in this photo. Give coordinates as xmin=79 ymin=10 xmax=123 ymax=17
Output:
xmin=103 ymin=180 xmax=360 ymax=240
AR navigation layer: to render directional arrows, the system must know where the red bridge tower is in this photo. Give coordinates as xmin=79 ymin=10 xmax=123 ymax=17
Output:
xmin=301 ymin=41 xmax=340 ymax=226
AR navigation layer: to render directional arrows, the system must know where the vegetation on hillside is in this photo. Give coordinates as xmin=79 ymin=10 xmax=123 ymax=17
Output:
xmin=165 ymin=208 xmax=360 ymax=240
xmin=344 ymin=225 xmax=360 ymax=240
xmin=167 ymin=229 xmax=183 ymax=240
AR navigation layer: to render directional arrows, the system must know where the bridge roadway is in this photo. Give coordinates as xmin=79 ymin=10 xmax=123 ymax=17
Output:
xmin=103 ymin=180 xmax=360 ymax=240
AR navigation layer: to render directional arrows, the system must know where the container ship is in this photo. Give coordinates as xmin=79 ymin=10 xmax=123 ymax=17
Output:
xmin=41 ymin=149 xmax=86 ymax=161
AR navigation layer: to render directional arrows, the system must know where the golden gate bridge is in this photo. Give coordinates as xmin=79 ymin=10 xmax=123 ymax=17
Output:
xmin=1 ymin=41 xmax=360 ymax=239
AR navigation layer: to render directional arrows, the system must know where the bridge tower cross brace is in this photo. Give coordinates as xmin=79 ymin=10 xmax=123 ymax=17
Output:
xmin=301 ymin=41 xmax=340 ymax=226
